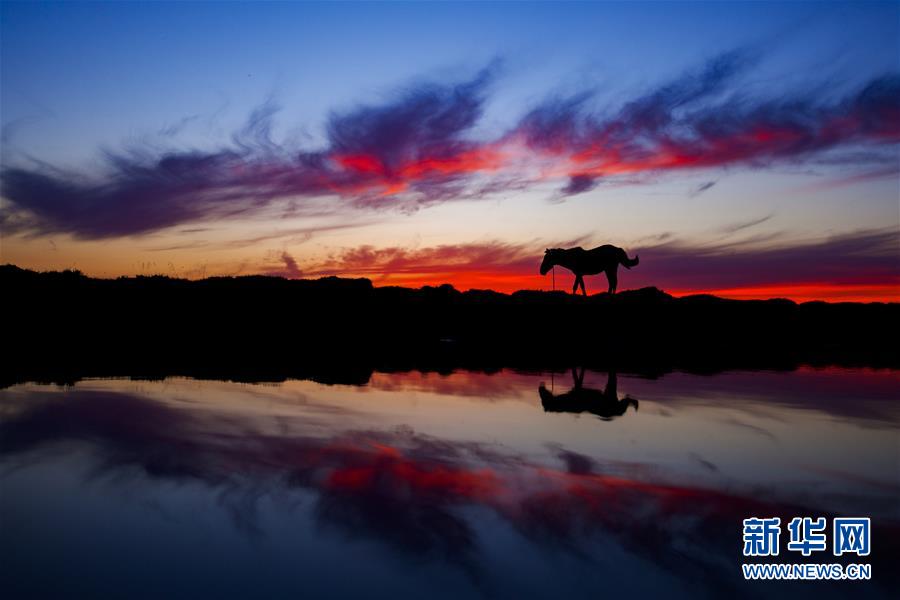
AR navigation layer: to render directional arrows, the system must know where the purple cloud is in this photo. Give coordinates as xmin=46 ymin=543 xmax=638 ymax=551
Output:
xmin=628 ymin=227 xmax=899 ymax=292
xmin=1 ymin=68 xmax=498 ymax=239
xmin=1 ymin=54 xmax=898 ymax=237
xmin=517 ymin=52 xmax=900 ymax=196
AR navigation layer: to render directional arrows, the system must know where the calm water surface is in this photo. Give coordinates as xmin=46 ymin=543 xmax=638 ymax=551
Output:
xmin=1 ymin=368 xmax=898 ymax=599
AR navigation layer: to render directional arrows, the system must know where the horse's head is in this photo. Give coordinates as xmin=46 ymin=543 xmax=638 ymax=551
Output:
xmin=540 ymin=248 xmax=557 ymax=275
xmin=538 ymin=383 xmax=556 ymax=407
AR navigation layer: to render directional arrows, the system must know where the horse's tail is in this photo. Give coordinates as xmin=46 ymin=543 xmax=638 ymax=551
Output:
xmin=619 ymin=248 xmax=640 ymax=269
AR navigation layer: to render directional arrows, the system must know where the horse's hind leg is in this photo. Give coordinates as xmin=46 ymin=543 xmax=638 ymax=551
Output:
xmin=579 ymin=277 xmax=587 ymax=296
xmin=606 ymin=269 xmax=618 ymax=294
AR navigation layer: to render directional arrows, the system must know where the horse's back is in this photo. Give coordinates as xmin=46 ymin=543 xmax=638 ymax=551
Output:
xmin=587 ymin=244 xmax=620 ymax=261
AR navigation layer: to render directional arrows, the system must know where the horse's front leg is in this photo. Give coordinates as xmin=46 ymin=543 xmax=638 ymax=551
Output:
xmin=573 ymin=274 xmax=585 ymax=295
xmin=573 ymin=274 xmax=586 ymax=295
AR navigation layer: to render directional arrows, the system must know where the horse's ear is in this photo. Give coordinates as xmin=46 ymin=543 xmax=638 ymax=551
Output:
xmin=545 ymin=248 xmax=549 ymax=253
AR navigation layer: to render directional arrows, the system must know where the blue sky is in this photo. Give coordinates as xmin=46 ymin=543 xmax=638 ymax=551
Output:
xmin=1 ymin=1 xmax=898 ymax=300
xmin=4 ymin=1 xmax=896 ymax=163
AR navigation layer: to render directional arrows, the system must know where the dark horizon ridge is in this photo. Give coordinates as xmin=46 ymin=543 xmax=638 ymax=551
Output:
xmin=4 ymin=263 xmax=897 ymax=388
xmin=2 ymin=263 xmax=896 ymax=305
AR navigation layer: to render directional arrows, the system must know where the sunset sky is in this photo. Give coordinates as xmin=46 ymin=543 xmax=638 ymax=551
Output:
xmin=1 ymin=1 xmax=898 ymax=301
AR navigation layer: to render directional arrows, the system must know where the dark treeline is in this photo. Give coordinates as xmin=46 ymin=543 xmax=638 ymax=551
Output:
xmin=3 ymin=264 xmax=897 ymax=387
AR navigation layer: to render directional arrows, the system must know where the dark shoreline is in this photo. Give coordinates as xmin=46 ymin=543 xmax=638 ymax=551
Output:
xmin=4 ymin=263 xmax=897 ymax=387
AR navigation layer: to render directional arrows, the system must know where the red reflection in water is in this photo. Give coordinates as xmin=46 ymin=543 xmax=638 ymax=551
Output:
xmin=324 ymin=441 xmax=503 ymax=502
xmin=313 ymin=439 xmax=776 ymax=526
xmin=2 ymin=386 xmax=898 ymax=584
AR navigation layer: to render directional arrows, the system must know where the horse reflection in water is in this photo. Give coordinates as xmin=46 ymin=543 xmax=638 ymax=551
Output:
xmin=539 ymin=368 xmax=638 ymax=420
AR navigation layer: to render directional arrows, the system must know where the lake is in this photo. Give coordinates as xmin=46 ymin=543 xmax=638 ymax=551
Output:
xmin=1 ymin=367 xmax=898 ymax=598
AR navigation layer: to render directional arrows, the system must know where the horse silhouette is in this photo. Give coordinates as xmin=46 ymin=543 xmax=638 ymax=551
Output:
xmin=539 ymin=368 xmax=638 ymax=420
xmin=540 ymin=245 xmax=639 ymax=295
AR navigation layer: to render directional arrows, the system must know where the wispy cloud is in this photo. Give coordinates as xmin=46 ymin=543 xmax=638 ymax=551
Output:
xmin=689 ymin=180 xmax=717 ymax=197
xmin=518 ymin=52 xmax=900 ymax=197
xmin=285 ymin=234 xmax=592 ymax=283
xmin=266 ymin=251 xmax=303 ymax=278
xmin=0 ymin=67 xmax=501 ymax=239
xmin=631 ymin=227 xmax=898 ymax=293
xmin=2 ymin=53 xmax=897 ymax=238
xmin=719 ymin=213 xmax=773 ymax=234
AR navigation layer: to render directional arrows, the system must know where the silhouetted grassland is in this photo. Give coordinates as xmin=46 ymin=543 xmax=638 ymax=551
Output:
xmin=3 ymin=264 xmax=897 ymax=386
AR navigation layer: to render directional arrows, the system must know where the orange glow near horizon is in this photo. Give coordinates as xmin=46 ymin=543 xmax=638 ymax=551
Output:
xmin=5 ymin=253 xmax=895 ymax=302
xmin=314 ymin=270 xmax=899 ymax=303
